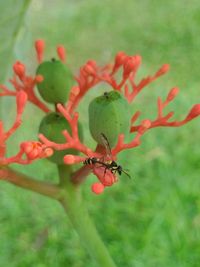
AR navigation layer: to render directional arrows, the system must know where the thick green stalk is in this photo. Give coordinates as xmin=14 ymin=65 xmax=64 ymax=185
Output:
xmin=58 ymin=165 xmax=117 ymax=267
xmin=0 ymin=167 xmax=61 ymax=199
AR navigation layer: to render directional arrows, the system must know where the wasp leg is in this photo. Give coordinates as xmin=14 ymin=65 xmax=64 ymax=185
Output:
xmin=103 ymin=167 xmax=108 ymax=177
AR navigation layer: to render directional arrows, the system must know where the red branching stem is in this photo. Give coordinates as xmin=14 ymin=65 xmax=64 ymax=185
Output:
xmin=0 ymin=84 xmax=16 ymax=96
xmin=125 ymin=64 xmax=170 ymax=103
xmin=0 ymin=121 xmax=6 ymax=158
xmin=1 ymin=150 xmax=27 ymax=165
xmin=9 ymin=68 xmax=50 ymax=113
xmin=157 ymin=97 xmax=163 ymax=118
xmin=1 ymin=141 xmax=53 ymax=165
xmin=131 ymin=116 xmax=195 ymax=132
xmin=66 ymin=61 xmax=111 ymax=114
xmin=3 ymin=91 xmax=27 ymax=142
xmin=0 ymin=90 xmax=52 ymax=165
xmin=111 ymin=132 xmax=141 ymax=156
xmin=1 ymin=41 xmax=49 ymax=114
xmin=66 ymin=53 xmax=170 ymax=113
xmin=66 ymin=53 xmax=166 ymax=113
xmin=65 ymin=86 xmax=80 ymax=113
xmin=111 ymin=119 xmax=152 ymax=156
xmin=95 ymin=55 xmax=141 ymax=93
xmin=130 ymin=88 xmax=200 ymax=134
xmin=1 ymin=61 xmax=49 ymax=113
xmin=4 ymin=120 xmax=21 ymax=142
xmin=39 ymin=104 xmax=94 ymax=156
xmin=131 ymin=111 xmax=141 ymax=125
xmin=68 ymin=78 xmax=99 ymax=113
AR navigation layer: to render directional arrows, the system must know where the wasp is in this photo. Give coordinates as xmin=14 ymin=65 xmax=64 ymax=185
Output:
xmin=84 ymin=133 xmax=131 ymax=178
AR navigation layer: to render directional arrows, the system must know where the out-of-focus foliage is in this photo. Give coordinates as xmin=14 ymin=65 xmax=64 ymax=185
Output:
xmin=0 ymin=0 xmax=31 ymax=82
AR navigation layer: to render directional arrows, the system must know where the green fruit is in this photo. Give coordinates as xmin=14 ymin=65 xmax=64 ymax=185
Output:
xmin=36 ymin=59 xmax=73 ymax=104
xmin=39 ymin=112 xmax=83 ymax=165
xmin=89 ymin=91 xmax=130 ymax=147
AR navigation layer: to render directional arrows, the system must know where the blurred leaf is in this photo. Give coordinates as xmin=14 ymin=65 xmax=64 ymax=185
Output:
xmin=0 ymin=0 xmax=31 ymax=83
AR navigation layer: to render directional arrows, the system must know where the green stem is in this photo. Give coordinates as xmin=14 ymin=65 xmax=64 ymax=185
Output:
xmin=58 ymin=165 xmax=117 ymax=267
xmin=0 ymin=167 xmax=62 ymax=199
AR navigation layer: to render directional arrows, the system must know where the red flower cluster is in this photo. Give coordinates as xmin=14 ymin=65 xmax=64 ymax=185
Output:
xmin=1 ymin=40 xmax=200 ymax=194
xmin=0 ymin=90 xmax=53 ymax=165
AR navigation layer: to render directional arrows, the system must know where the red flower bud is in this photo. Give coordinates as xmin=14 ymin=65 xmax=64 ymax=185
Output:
xmin=186 ymin=104 xmax=200 ymax=120
xmin=64 ymin=155 xmax=85 ymax=164
xmin=35 ymin=39 xmax=45 ymax=63
xmin=91 ymin=183 xmax=105 ymax=194
xmin=83 ymin=63 xmax=96 ymax=76
xmin=43 ymin=148 xmax=54 ymax=158
xmin=166 ymin=87 xmax=179 ymax=102
xmin=57 ymin=45 xmax=66 ymax=63
xmin=123 ymin=55 xmax=141 ymax=78
xmin=13 ymin=61 xmax=25 ymax=79
xmin=141 ymin=119 xmax=151 ymax=129
xmin=35 ymin=74 xmax=44 ymax=83
xmin=71 ymin=86 xmax=80 ymax=96
xmin=155 ymin=64 xmax=170 ymax=77
xmin=87 ymin=60 xmax=97 ymax=68
xmin=114 ymin=51 xmax=127 ymax=68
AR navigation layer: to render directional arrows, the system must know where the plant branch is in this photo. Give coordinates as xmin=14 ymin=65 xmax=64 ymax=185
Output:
xmin=0 ymin=167 xmax=62 ymax=199
xmin=58 ymin=165 xmax=117 ymax=267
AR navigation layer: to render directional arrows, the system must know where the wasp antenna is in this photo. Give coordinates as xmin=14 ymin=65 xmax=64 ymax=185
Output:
xmin=122 ymin=169 xmax=132 ymax=179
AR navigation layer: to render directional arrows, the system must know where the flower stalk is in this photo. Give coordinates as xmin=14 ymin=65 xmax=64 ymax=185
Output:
xmin=58 ymin=165 xmax=117 ymax=267
xmin=0 ymin=167 xmax=61 ymax=199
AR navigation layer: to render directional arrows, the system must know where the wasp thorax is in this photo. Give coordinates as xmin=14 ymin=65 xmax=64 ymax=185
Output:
xmin=39 ymin=112 xmax=83 ymax=165
xmin=36 ymin=60 xmax=73 ymax=104
xmin=89 ymin=91 xmax=130 ymax=147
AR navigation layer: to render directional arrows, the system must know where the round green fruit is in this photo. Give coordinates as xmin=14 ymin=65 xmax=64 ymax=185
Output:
xmin=36 ymin=59 xmax=73 ymax=104
xmin=39 ymin=112 xmax=83 ymax=165
xmin=89 ymin=91 xmax=130 ymax=147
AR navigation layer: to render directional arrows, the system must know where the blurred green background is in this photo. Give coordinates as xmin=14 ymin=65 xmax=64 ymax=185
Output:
xmin=0 ymin=0 xmax=200 ymax=266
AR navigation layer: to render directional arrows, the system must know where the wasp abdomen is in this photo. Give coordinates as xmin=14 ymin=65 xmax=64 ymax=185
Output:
xmin=84 ymin=157 xmax=99 ymax=165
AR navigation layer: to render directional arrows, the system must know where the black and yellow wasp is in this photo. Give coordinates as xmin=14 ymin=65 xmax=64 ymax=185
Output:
xmin=84 ymin=133 xmax=131 ymax=178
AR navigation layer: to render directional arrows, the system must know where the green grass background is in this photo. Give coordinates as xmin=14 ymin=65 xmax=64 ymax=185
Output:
xmin=1 ymin=0 xmax=200 ymax=266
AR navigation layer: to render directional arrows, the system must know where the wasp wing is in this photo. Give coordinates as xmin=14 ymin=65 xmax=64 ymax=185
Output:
xmin=100 ymin=133 xmax=112 ymax=159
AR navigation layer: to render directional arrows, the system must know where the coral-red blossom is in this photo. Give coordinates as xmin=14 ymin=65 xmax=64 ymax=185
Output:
xmin=91 ymin=183 xmax=105 ymax=194
xmin=0 ymin=60 xmax=50 ymax=113
xmin=0 ymin=89 xmax=52 ymax=165
xmin=41 ymin=45 xmax=199 ymax=192
xmin=1 ymin=40 xmax=200 ymax=194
